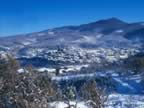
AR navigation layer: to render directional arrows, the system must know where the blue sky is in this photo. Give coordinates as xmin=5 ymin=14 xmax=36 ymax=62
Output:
xmin=0 ymin=0 xmax=144 ymax=36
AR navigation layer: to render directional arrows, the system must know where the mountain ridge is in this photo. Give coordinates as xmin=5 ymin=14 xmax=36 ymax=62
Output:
xmin=0 ymin=17 xmax=144 ymax=52
xmin=1 ymin=17 xmax=143 ymax=38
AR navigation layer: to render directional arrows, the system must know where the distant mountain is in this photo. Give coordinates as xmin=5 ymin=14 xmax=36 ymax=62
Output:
xmin=78 ymin=18 xmax=127 ymax=33
xmin=0 ymin=18 xmax=144 ymax=52
xmin=124 ymin=28 xmax=144 ymax=42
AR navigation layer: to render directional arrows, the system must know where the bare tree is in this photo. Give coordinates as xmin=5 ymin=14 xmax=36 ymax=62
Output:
xmin=81 ymin=80 xmax=108 ymax=108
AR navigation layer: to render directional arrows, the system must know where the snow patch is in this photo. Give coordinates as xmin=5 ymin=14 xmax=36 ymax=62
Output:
xmin=37 ymin=68 xmax=56 ymax=73
xmin=22 ymin=42 xmax=31 ymax=45
xmin=48 ymin=31 xmax=55 ymax=35
xmin=37 ymin=33 xmax=46 ymax=36
xmin=73 ymin=35 xmax=96 ymax=44
xmin=115 ymin=29 xmax=124 ymax=33
xmin=17 ymin=68 xmax=28 ymax=73
xmin=49 ymin=101 xmax=88 ymax=108
xmin=96 ymin=34 xmax=103 ymax=39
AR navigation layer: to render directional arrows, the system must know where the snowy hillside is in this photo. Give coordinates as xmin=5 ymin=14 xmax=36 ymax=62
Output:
xmin=0 ymin=18 xmax=144 ymax=108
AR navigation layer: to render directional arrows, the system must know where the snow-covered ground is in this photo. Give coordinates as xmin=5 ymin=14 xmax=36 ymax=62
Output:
xmin=49 ymin=94 xmax=144 ymax=108
xmin=36 ymin=64 xmax=89 ymax=74
xmin=16 ymin=46 xmax=140 ymax=64
xmin=106 ymin=93 xmax=144 ymax=108
xmin=50 ymin=70 xmax=144 ymax=108
xmin=49 ymin=101 xmax=88 ymax=108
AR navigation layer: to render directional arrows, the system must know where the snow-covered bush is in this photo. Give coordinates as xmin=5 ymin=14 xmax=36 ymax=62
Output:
xmin=0 ymin=56 xmax=57 ymax=108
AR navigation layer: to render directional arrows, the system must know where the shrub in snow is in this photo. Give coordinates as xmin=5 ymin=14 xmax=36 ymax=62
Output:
xmin=81 ymin=80 xmax=108 ymax=108
xmin=0 ymin=56 xmax=57 ymax=108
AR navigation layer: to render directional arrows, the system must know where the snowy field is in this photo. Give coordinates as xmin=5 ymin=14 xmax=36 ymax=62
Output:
xmin=21 ymin=64 xmax=144 ymax=108
xmin=50 ymin=69 xmax=144 ymax=108
xmin=106 ymin=94 xmax=144 ymax=108
xmin=49 ymin=94 xmax=144 ymax=108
